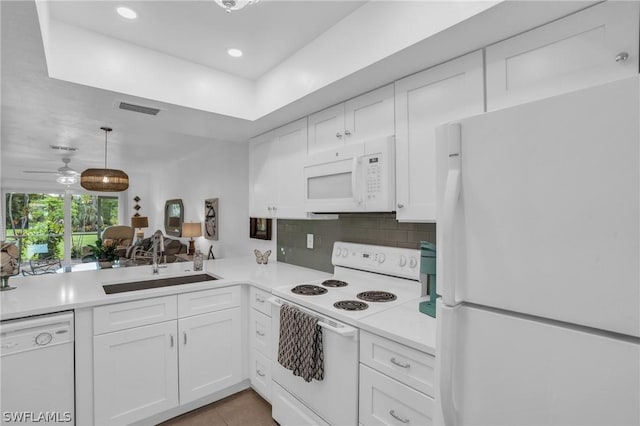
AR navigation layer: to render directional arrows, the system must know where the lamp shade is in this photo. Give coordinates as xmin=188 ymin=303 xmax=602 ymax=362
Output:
xmin=131 ymin=216 xmax=149 ymax=229
xmin=182 ymin=222 xmax=202 ymax=238
xmin=80 ymin=169 xmax=129 ymax=192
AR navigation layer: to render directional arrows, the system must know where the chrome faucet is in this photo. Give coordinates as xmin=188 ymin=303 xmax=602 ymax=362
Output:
xmin=151 ymin=230 xmax=164 ymax=274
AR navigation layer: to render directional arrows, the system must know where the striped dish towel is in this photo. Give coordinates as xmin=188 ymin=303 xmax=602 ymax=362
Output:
xmin=277 ymin=304 xmax=324 ymax=382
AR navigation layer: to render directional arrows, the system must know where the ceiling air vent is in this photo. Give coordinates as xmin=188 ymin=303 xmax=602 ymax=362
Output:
xmin=49 ymin=145 xmax=78 ymax=152
xmin=119 ymin=102 xmax=160 ymax=116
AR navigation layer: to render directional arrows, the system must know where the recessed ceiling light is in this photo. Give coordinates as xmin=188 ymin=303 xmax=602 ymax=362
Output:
xmin=116 ymin=6 xmax=137 ymax=20
xmin=227 ymin=48 xmax=243 ymax=58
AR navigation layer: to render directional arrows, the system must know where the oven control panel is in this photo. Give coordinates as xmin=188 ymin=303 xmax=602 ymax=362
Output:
xmin=331 ymin=242 xmax=420 ymax=280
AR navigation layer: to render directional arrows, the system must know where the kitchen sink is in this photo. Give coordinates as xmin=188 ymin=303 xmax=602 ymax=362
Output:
xmin=103 ymin=274 xmax=218 ymax=294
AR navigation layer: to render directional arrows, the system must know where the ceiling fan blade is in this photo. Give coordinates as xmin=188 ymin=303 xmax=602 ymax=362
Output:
xmin=23 ymin=170 xmax=59 ymax=174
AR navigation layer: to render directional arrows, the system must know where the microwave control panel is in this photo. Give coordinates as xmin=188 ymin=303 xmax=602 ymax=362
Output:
xmin=366 ymin=156 xmax=382 ymax=200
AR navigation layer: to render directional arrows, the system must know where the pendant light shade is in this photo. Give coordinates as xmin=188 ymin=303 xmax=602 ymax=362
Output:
xmin=81 ymin=127 xmax=129 ymax=192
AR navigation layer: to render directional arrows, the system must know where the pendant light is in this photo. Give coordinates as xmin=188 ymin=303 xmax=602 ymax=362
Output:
xmin=80 ymin=127 xmax=129 ymax=192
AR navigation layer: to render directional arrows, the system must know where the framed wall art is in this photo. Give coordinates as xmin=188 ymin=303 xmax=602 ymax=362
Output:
xmin=204 ymin=198 xmax=219 ymax=240
xmin=250 ymin=217 xmax=272 ymax=240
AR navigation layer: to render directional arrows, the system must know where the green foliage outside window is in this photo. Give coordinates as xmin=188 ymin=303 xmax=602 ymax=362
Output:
xmin=5 ymin=193 xmax=119 ymax=260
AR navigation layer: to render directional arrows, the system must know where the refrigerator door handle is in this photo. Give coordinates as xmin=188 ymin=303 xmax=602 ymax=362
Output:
xmin=438 ymin=303 xmax=458 ymax=426
xmin=441 ymin=124 xmax=462 ymax=306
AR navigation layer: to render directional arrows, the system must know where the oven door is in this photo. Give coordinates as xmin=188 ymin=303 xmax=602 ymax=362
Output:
xmin=269 ymin=297 xmax=359 ymax=426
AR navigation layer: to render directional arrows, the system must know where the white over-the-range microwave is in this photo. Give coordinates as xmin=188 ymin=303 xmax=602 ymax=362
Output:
xmin=304 ymin=136 xmax=395 ymax=212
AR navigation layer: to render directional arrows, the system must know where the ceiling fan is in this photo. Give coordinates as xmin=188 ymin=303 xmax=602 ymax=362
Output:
xmin=23 ymin=158 xmax=80 ymax=185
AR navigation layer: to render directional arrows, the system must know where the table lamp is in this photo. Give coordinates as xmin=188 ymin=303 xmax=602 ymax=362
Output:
xmin=131 ymin=216 xmax=149 ymax=243
xmin=182 ymin=222 xmax=202 ymax=255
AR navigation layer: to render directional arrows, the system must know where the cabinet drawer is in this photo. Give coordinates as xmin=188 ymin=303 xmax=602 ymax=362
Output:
xmin=250 ymin=308 xmax=271 ymax=356
xmin=178 ymin=286 xmax=240 ymax=318
xmin=249 ymin=349 xmax=271 ymax=402
xmin=360 ymin=331 xmax=434 ymax=396
xmin=359 ymin=364 xmax=433 ymax=426
xmin=94 ymin=296 xmax=177 ymax=335
xmin=250 ymin=287 xmax=271 ymax=316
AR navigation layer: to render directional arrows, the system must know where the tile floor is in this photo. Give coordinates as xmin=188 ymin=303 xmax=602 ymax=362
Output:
xmin=159 ymin=389 xmax=277 ymax=426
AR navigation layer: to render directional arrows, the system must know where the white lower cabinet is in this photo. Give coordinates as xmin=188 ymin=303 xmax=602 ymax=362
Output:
xmin=359 ymin=364 xmax=434 ymax=426
xmin=94 ymin=321 xmax=179 ymax=426
xmin=359 ymin=331 xmax=435 ymax=426
xmin=93 ymin=287 xmax=242 ymax=425
xmin=178 ymin=309 xmax=242 ymax=405
xmin=248 ymin=287 xmax=272 ymax=401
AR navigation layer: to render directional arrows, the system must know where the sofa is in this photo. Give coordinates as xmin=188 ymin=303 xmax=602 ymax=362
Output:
xmin=123 ymin=234 xmax=187 ymax=264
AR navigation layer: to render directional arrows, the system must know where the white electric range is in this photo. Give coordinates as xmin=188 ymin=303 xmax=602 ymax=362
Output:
xmin=269 ymin=241 xmax=423 ymax=426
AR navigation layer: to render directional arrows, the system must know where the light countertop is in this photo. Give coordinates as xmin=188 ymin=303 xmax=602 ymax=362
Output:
xmin=1 ymin=257 xmax=436 ymax=354
xmin=0 ymin=257 xmax=330 ymax=321
xmin=358 ymin=296 xmax=437 ymax=355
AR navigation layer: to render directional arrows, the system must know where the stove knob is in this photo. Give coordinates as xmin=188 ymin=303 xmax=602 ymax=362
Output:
xmin=399 ymin=255 xmax=407 ymax=267
xmin=335 ymin=248 xmax=342 ymax=257
xmin=342 ymin=250 xmax=349 ymax=258
xmin=409 ymin=257 xmax=418 ymax=268
xmin=377 ymin=253 xmax=386 ymax=264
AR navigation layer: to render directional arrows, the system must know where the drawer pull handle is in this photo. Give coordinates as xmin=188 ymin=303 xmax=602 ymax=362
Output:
xmin=256 ymin=330 xmax=265 ymax=337
xmin=257 ymin=369 xmax=266 ymax=377
xmin=389 ymin=410 xmax=410 ymax=423
xmin=184 ymin=332 xmax=187 ymax=345
xmin=255 ymin=296 xmax=265 ymax=303
xmin=170 ymin=335 xmax=174 ymax=348
xmin=391 ymin=357 xmax=410 ymax=368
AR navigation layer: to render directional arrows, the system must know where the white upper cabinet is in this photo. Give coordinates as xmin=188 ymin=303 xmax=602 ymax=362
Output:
xmin=249 ymin=118 xmax=308 ymax=219
xmin=486 ymin=1 xmax=639 ymax=111
xmin=249 ymin=130 xmax=276 ymax=217
xmin=395 ymin=50 xmax=484 ymax=222
xmin=308 ymin=84 xmax=394 ymax=154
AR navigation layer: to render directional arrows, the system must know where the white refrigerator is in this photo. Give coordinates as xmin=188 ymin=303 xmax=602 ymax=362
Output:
xmin=435 ymin=76 xmax=640 ymax=425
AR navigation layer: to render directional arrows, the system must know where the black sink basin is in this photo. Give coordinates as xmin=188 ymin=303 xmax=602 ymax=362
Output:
xmin=103 ymin=274 xmax=218 ymax=294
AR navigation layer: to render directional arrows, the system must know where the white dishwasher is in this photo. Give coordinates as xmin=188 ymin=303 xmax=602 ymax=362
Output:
xmin=1 ymin=311 xmax=74 ymax=425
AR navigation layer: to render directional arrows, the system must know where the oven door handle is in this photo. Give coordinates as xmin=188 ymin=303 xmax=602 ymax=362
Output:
xmin=268 ymin=296 xmax=358 ymax=337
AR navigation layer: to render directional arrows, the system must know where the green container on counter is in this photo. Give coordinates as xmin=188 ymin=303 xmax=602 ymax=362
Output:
xmin=418 ymin=241 xmax=439 ymax=318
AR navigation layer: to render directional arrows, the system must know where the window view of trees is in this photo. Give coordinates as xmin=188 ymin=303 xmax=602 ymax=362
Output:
xmin=5 ymin=193 xmax=119 ymax=261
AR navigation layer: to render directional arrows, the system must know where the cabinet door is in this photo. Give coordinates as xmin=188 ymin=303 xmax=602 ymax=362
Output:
xmin=178 ymin=308 xmax=242 ymax=405
xmin=249 ymin=130 xmax=277 ymax=218
xmin=273 ymin=118 xmax=308 ymax=219
xmin=344 ymin=84 xmax=394 ymax=143
xmin=94 ymin=321 xmax=179 ymax=426
xmin=307 ymin=103 xmax=345 ymax=154
xmin=395 ymin=50 xmax=484 ymax=222
xmin=486 ymin=1 xmax=639 ymax=111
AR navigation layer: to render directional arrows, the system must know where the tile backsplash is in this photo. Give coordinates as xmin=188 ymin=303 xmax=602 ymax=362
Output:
xmin=277 ymin=213 xmax=436 ymax=272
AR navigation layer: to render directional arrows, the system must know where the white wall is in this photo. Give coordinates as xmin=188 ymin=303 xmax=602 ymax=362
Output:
xmin=149 ymin=139 xmax=251 ymax=259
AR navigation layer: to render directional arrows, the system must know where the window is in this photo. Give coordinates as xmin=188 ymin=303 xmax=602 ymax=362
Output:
xmin=5 ymin=192 xmax=120 ymax=265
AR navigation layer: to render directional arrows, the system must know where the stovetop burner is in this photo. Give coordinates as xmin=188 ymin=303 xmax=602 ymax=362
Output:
xmin=333 ymin=300 xmax=369 ymax=311
xmin=357 ymin=291 xmax=397 ymax=302
xmin=321 ymin=279 xmax=348 ymax=288
xmin=291 ymin=285 xmax=328 ymax=296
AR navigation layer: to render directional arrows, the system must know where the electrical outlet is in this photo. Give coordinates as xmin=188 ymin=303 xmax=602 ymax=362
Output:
xmin=307 ymin=234 xmax=314 ymax=249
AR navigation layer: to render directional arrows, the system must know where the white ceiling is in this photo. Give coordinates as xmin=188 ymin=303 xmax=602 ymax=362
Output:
xmin=1 ymin=0 xmax=366 ymax=188
xmin=47 ymin=0 xmax=365 ymax=80
xmin=1 ymin=0 xmax=595 ymax=190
